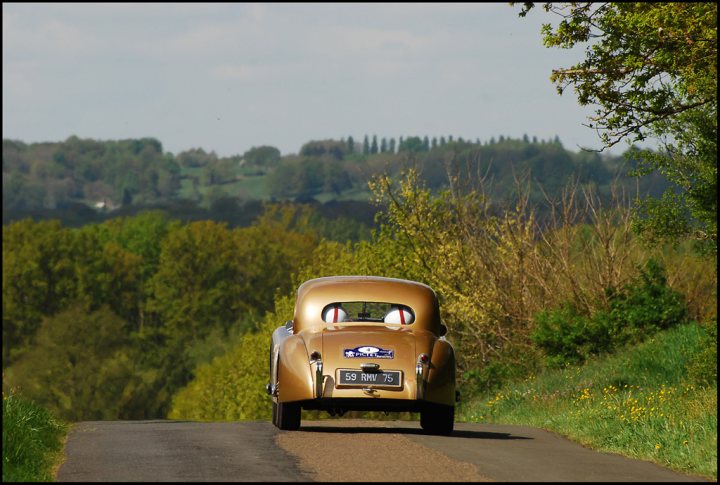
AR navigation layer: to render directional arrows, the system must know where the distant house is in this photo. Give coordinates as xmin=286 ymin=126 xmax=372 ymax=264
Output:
xmin=94 ymin=199 xmax=118 ymax=212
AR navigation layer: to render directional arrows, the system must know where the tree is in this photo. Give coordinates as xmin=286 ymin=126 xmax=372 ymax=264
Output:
xmin=3 ymin=220 xmax=78 ymax=366
xmin=234 ymin=204 xmax=319 ymax=312
xmin=371 ymin=135 xmax=379 ymax=154
xmin=363 ymin=135 xmax=370 ymax=155
xmin=202 ymin=158 xmax=235 ymax=185
xmin=2 ymin=173 xmax=44 ymax=210
xmin=324 ymin=163 xmax=352 ymax=195
xmin=156 ymin=155 xmax=182 ymax=198
xmin=147 ymin=220 xmax=249 ymax=344
xmin=95 ymin=211 xmax=178 ymax=285
xmin=516 ymin=2 xmax=717 ymax=252
xmin=400 ymin=136 xmax=425 ymax=153
xmin=299 ymin=140 xmax=346 ymax=160
xmin=5 ymin=304 xmax=138 ymax=421
xmin=266 ymin=161 xmax=298 ymax=199
xmin=177 ymin=148 xmax=217 ymax=168
xmin=293 ymin=158 xmax=325 ymax=199
xmin=242 ymin=145 xmax=281 ymax=168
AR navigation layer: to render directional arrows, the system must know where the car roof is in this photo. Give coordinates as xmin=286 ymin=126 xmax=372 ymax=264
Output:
xmin=293 ymin=276 xmax=442 ymax=334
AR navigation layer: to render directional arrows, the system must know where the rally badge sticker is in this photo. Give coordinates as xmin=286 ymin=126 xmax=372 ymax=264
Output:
xmin=343 ymin=346 xmax=394 ymax=359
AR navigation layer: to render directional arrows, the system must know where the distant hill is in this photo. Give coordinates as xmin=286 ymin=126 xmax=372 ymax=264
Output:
xmin=2 ymin=135 xmax=671 ymax=229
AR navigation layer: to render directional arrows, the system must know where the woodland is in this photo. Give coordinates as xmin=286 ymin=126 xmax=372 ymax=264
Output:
xmin=2 ymin=2 xmax=715 ymax=429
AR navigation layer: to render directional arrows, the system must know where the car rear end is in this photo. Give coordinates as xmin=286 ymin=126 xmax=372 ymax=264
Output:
xmin=269 ymin=276 xmax=456 ymax=434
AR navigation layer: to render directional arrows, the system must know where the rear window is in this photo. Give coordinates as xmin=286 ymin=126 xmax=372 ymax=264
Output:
xmin=322 ymin=301 xmax=415 ymax=324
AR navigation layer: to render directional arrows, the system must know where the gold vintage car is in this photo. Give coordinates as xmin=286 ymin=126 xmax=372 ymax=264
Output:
xmin=266 ymin=276 xmax=456 ymax=434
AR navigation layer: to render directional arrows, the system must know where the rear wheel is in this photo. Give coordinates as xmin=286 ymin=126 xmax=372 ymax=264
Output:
xmin=275 ymin=401 xmax=301 ymax=430
xmin=271 ymin=401 xmax=279 ymax=427
xmin=420 ymin=403 xmax=454 ymax=435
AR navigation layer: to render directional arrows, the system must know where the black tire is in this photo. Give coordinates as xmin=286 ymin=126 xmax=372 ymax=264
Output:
xmin=271 ymin=400 xmax=279 ymax=427
xmin=276 ymin=401 xmax=301 ymax=430
xmin=420 ymin=402 xmax=454 ymax=435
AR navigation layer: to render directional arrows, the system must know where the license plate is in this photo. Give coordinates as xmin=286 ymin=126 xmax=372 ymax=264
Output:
xmin=337 ymin=369 xmax=403 ymax=388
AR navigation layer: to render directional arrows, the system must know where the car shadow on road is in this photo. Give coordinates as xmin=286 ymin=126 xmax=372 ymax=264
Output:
xmin=298 ymin=425 xmax=532 ymax=440
xmin=449 ymin=429 xmax=532 ymax=440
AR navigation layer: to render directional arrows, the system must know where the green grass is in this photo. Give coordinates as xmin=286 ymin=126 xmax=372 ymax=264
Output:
xmin=314 ymin=188 xmax=373 ymax=203
xmin=2 ymin=390 xmax=68 ymax=482
xmin=177 ymin=177 xmax=201 ymax=200
xmin=457 ymin=322 xmax=717 ymax=480
xmin=231 ymin=174 xmax=271 ymax=200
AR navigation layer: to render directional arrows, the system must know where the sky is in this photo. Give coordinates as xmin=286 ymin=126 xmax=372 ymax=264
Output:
xmin=3 ymin=3 xmax=625 ymax=158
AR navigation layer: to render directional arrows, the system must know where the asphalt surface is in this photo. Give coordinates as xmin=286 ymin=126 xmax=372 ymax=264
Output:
xmin=56 ymin=420 xmax=308 ymax=482
xmin=55 ymin=419 xmax=711 ymax=482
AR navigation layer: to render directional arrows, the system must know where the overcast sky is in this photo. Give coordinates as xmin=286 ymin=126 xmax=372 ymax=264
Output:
xmin=3 ymin=3 xmax=623 ymax=157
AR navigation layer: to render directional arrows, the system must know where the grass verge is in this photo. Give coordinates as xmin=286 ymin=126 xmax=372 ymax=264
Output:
xmin=457 ymin=322 xmax=717 ymax=480
xmin=2 ymin=390 xmax=68 ymax=482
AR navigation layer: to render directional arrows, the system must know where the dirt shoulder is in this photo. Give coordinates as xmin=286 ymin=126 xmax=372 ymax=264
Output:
xmin=275 ymin=419 xmax=490 ymax=482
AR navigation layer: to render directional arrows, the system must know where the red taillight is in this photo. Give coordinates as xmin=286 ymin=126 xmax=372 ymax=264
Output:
xmin=419 ymin=353 xmax=429 ymax=364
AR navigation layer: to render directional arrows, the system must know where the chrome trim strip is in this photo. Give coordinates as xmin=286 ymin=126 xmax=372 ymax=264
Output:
xmin=416 ymin=363 xmax=425 ymax=399
xmin=361 ymin=362 xmax=380 ymax=372
xmin=416 ymin=353 xmax=429 ymax=400
xmin=315 ymin=359 xmax=324 ymax=398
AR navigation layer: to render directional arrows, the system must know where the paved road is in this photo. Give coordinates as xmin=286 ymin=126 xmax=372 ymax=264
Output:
xmin=56 ymin=421 xmax=308 ymax=482
xmin=56 ymin=420 xmax=710 ymax=482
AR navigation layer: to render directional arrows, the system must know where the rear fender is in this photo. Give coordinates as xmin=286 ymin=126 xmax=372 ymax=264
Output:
xmin=425 ymin=338 xmax=456 ymax=406
xmin=270 ymin=323 xmax=292 ymax=389
xmin=277 ymin=334 xmax=314 ymax=403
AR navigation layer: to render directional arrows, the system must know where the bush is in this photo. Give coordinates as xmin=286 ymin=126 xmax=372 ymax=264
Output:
xmin=604 ymin=258 xmax=688 ymax=344
xmin=531 ymin=303 xmax=613 ymax=367
xmin=532 ymin=259 xmax=688 ymax=367
xmin=686 ymin=317 xmax=717 ymax=386
xmin=463 ymin=359 xmax=531 ymax=396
